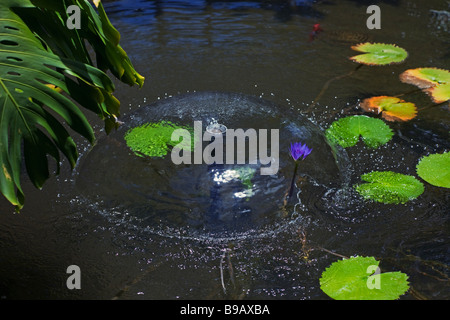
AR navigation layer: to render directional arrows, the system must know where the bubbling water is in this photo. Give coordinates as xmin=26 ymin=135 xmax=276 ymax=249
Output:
xmin=75 ymin=92 xmax=351 ymax=242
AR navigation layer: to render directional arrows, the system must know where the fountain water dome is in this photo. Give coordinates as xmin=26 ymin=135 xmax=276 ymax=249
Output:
xmin=75 ymin=92 xmax=351 ymax=242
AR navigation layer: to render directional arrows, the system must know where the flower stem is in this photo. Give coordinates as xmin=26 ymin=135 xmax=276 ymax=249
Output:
xmin=288 ymin=161 xmax=299 ymax=198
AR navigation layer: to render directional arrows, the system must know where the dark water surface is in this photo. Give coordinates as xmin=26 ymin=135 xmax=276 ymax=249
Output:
xmin=0 ymin=0 xmax=449 ymax=300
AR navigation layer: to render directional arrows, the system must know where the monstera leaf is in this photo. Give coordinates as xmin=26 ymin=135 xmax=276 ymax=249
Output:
xmin=399 ymin=68 xmax=450 ymax=103
xmin=416 ymin=152 xmax=450 ymax=188
xmin=0 ymin=0 xmax=144 ymax=210
xmin=350 ymin=43 xmax=408 ymax=66
xmin=360 ymin=96 xmax=417 ymax=122
xmin=320 ymin=256 xmax=409 ymax=300
xmin=354 ymin=171 xmax=424 ymax=204
xmin=325 ymin=115 xmax=394 ymax=149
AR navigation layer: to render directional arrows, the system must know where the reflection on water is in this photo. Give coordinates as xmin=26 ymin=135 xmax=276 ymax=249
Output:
xmin=0 ymin=0 xmax=449 ymax=300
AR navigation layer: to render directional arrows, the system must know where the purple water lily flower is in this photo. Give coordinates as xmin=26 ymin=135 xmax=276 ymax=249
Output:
xmin=290 ymin=142 xmax=312 ymax=161
xmin=288 ymin=142 xmax=312 ymax=198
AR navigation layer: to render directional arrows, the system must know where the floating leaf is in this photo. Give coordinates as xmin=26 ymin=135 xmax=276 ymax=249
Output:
xmin=400 ymin=67 xmax=450 ymax=88
xmin=125 ymin=121 xmax=194 ymax=158
xmin=399 ymin=68 xmax=450 ymax=103
xmin=325 ymin=115 xmax=393 ymax=149
xmin=350 ymin=43 xmax=408 ymax=66
xmin=360 ymin=96 xmax=417 ymax=122
xmin=355 ymin=171 xmax=424 ymax=204
xmin=425 ymin=83 xmax=450 ymax=103
xmin=320 ymin=256 xmax=409 ymax=300
xmin=416 ymin=152 xmax=450 ymax=188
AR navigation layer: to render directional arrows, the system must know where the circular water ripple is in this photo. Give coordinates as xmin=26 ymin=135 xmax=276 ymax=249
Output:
xmin=75 ymin=92 xmax=351 ymax=242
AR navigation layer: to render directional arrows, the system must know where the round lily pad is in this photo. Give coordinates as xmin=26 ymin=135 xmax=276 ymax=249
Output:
xmin=360 ymin=96 xmax=417 ymax=122
xmin=350 ymin=43 xmax=408 ymax=66
xmin=320 ymin=256 xmax=409 ymax=300
xmin=124 ymin=121 xmax=194 ymax=158
xmin=325 ymin=115 xmax=393 ymax=149
xmin=354 ymin=171 xmax=424 ymax=204
xmin=416 ymin=152 xmax=450 ymax=188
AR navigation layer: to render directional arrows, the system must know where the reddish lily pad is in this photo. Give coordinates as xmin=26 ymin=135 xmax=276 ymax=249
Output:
xmin=360 ymin=96 xmax=417 ymax=122
xmin=399 ymin=68 xmax=450 ymax=103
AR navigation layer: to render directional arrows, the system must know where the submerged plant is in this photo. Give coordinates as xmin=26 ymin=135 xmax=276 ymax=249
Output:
xmin=288 ymin=142 xmax=312 ymax=198
xmin=320 ymin=256 xmax=409 ymax=300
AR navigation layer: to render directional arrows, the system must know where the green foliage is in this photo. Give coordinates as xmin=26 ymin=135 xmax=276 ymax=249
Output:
xmin=350 ymin=43 xmax=408 ymax=66
xmin=416 ymin=152 xmax=450 ymax=188
xmin=0 ymin=0 xmax=144 ymax=210
xmin=355 ymin=171 xmax=424 ymax=204
xmin=325 ymin=115 xmax=394 ymax=149
xmin=320 ymin=256 xmax=409 ymax=300
xmin=235 ymin=166 xmax=256 ymax=190
xmin=125 ymin=121 xmax=194 ymax=158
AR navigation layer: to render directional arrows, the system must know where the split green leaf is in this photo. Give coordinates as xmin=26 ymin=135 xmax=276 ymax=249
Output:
xmin=350 ymin=43 xmax=408 ymax=66
xmin=325 ymin=115 xmax=393 ymax=149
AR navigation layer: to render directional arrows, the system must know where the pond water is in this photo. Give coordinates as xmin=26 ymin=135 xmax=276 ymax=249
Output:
xmin=0 ymin=0 xmax=449 ymax=300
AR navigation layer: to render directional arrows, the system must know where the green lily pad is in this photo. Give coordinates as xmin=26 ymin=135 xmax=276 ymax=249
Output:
xmin=320 ymin=256 xmax=409 ymax=300
xmin=350 ymin=43 xmax=408 ymax=66
xmin=416 ymin=152 xmax=450 ymax=188
xmin=355 ymin=171 xmax=424 ymax=204
xmin=124 ymin=121 xmax=194 ymax=158
xmin=325 ymin=115 xmax=394 ymax=149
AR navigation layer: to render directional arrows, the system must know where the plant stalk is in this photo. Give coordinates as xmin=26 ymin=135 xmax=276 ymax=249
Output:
xmin=288 ymin=161 xmax=299 ymax=198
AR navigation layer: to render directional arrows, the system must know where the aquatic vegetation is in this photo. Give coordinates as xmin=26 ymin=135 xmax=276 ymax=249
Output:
xmin=349 ymin=43 xmax=408 ymax=66
xmin=400 ymin=67 xmax=450 ymax=103
xmin=320 ymin=256 xmax=409 ymax=300
xmin=325 ymin=115 xmax=393 ymax=149
xmin=360 ymin=96 xmax=417 ymax=122
xmin=288 ymin=142 xmax=312 ymax=198
xmin=235 ymin=166 xmax=256 ymax=191
xmin=309 ymin=43 xmax=408 ymax=110
xmin=0 ymin=0 xmax=143 ymax=210
xmin=125 ymin=121 xmax=194 ymax=158
xmin=354 ymin=171 xmax=424 ymax=204
xmin=416 ymin=152 xmax=450 ymax=188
